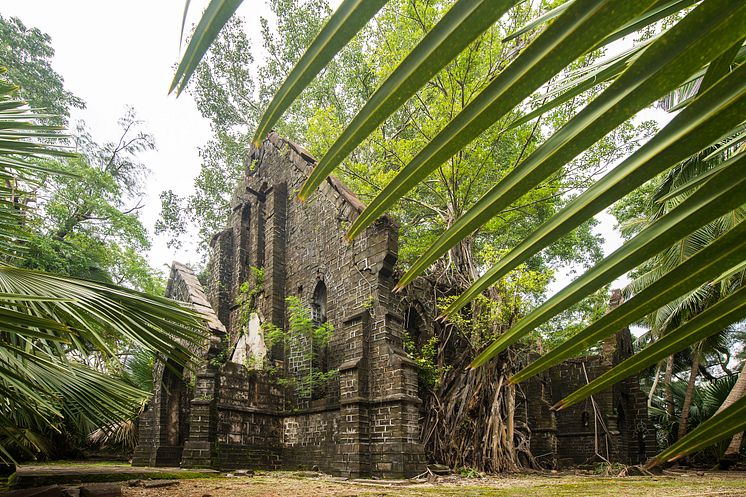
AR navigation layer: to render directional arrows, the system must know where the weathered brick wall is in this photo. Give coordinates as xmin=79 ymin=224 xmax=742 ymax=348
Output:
xmin=522 ymin=367 xmax=558 ymax=468
xmin=606 ymin=327 xmax=658 ymax=464
xmin=549 ymin=356 xmax=614 ymax=465
xmin=282 ymin=409 xmax=340 ymax=472
xmin=537 ymin=326 xmax=655 ymax=467
xmin=139 ymin=134 xmax=652 ymax=475
xmin=195 ymin=134 xmax=424 ymax=477
xmin=213 ymin=363 xmax=283 ymax=469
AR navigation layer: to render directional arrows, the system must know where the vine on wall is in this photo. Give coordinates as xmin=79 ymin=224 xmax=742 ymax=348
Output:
xmin=264 ymin=296 xmax=337 ymax=399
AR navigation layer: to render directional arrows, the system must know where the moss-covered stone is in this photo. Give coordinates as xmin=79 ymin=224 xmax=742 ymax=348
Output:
xmin=10 ymin=464 xmax=220 ymax=489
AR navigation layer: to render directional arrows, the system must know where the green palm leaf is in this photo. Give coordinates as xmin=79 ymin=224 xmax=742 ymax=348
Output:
xmin=501 ymin=0 xmax=573 ymax=43
xmin=656 ymin=148 xmax=744 ymax=205
xmin=169 ymin=0 xmax=244 ymax=96
xmin=396 ymin=0 xmax=746 ymax=290
xmin=442 ymin=61 xmax=746 ymax=317
xmin=553 ymin=284 xmax=746 ymax=411
xmin=509 ymin=216 xmax=746 ymax=385
xmin=1 ymin=67 xmax=207 ymax=462
xmin=297 ymin=0 xmax=520 ymax=201
xmin=647 ymin=395 xmax=746 ymax=466
xmin=503 ymin=40 xmax=649 ymax=131
xmin=470 ymin=149 xmax=746 ymax=368
xmin=0 ymin=266 xmax=204 ymax=362
xmin=346 ymin=0 xmax=660 ymax=243
xmin=252 ymin=0 xmax=387 ymax=147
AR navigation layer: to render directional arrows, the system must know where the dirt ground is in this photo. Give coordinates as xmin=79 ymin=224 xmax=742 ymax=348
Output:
xmin=123 ymin=471 xmax=746 ymax=497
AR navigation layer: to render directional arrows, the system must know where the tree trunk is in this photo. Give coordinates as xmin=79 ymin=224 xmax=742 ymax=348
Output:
xmin=664 ymin=354 xmax=676 ymax=443
xmin=717 ymin=361 xmax=746 ymax=466
xmin=648 ymin=363 xmax=662 ymax=409
xmin=715 ymin=361 xmax=746 ymax=415
xmin=677 ymin=344 xmax=701 ymax=440
xmin=724 ymin=432 xmax=743 ymax=460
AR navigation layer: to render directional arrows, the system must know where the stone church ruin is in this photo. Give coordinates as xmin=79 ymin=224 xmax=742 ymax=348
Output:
xmin=133 ymin=133 xmax=654 ymax=477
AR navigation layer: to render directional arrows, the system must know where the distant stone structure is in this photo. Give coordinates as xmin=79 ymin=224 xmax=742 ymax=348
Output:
xmin=525 ymin=292 xmax=656 ymax=469
xmin=133 ymin=134 xmax=654 ymax=477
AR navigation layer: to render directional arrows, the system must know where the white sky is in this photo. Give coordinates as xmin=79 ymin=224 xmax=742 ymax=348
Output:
xmin=2 ymin=1 xmax=671 ymax=294
xmin=1 ymin=0 xmax=273 ymax=274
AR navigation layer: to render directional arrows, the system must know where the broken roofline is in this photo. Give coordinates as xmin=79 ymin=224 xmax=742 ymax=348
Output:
xmin=249 ymin=132 xmax=398 ymax=228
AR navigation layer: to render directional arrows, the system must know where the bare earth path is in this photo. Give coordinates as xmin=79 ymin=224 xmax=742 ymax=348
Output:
xmin=123 ymin=471 xmax=746 ymax=497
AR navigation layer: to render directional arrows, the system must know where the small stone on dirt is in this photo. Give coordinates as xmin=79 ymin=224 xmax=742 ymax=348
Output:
xmin=428 ymin=464 xmax=451 ymax=475
xmin=141 ymin=480 xmax=179 ymax=488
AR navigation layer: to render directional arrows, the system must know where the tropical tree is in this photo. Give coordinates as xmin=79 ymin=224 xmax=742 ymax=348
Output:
xmin=22 ymin=108 xmax=165 ymax=294
xmin=0 ymin=74 xmax=204 ymax=462
xmin=716 ymin=360 xmax=746 ymax=464
xmin=613 ymin=142 xmax=746 ymax=451
xmin=175 ymin=0 xmax=746 ymax=465
xmin=0 ymin=15 xmax=84 ymax=126
xmin=649 ymin=368 xmax=741 ymax=460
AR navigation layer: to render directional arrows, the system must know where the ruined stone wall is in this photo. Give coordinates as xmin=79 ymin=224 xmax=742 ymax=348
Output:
xmin=213 ymin=363 xmax=283 ymax=469
xmin=198 ymin=133 xmax=424 ymax=477
xmin=133 ymin=263 xmax=226 ymax=468
xmin=550 ymin=356 xmax=614 ymax=465
xmin=138 ymin=133 xmax=652 ymax=476
xmin=282 ymin=409 xmax=340 ymax=472
xmin=522 ymin=368 xmax=558 ymax=468
xmin=525 ymin=326 xmax=656 ymax=468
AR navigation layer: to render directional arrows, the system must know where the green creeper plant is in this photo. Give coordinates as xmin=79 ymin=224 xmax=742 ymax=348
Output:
xmin=264 ymin=296 xmax=337 ymax=399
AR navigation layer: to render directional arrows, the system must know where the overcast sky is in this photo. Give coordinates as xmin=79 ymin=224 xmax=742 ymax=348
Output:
xmin=3 ymin=1 xmax=670 ymax=293
xmin=1 ymin=0 xmax=274 ymax=274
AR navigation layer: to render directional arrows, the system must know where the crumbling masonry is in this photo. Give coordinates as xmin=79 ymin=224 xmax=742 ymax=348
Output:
xmin=133 ymin=134 xmax=654 ymax=476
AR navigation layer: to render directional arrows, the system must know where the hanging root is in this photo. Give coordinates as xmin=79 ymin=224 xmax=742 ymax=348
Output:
xmin=421 ymin=346 xmax=536 ymax=473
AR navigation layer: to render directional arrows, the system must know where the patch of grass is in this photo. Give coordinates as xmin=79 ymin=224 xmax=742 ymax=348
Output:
xmin=22 ymin=460 xmax=128 ymax=467
xmin=408 ymin=476 xmax=746 ymax=497
xmin=10 ymin=467 xmax=221 ymax=489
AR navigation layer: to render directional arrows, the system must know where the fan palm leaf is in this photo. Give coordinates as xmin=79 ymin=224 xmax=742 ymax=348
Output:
xmin=0 ymin=70 xmax=205 ymax=462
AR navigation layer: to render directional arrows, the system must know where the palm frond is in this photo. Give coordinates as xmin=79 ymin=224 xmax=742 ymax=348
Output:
xmin=175 ymin=0 xmax=746 ymax=464
xmin=0 ymin=69 xmax=206 ymax=462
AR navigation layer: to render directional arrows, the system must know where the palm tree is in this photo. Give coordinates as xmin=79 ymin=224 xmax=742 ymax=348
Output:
xmin=649 ymin=366 xmax=740 ymax=456
xmin=615 ymin=143 xmax=746 ymax=447
xmin=0 ymin=71 xmax=205 ymax=462
xmin=174 ymin=0 xmax=746 ymax=464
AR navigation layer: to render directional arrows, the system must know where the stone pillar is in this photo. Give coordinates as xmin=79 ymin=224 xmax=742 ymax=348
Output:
xmin=181 ymin=368 xmax=220 ymax=468
xmin=523 ymin=370 xmax=558 ymax=468
xmin=131 ymin=400 xmax=156 ymax=466
xmin=263 ymin=182 xmax=287 ymax=360
xmin=208 ymin=229 xmax=234 ymax=333
xmin=367 ymin=311 xmax=424 ymax=478
xmin=235 ymin=202 xmax=252 ymax=285
xmin=336 ymin=310 xmax=371 ymax=477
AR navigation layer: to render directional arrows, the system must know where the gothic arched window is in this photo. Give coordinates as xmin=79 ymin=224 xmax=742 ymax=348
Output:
xmin=311 ymin=281 xmax=327 ymax=327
